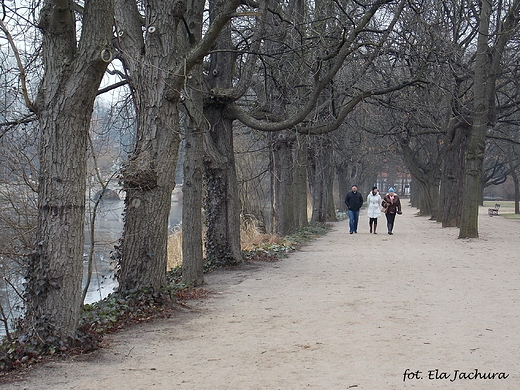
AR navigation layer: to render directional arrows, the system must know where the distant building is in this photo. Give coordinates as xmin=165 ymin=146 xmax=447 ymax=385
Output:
xmin=375 ymin=171 xmax=412 ymax=196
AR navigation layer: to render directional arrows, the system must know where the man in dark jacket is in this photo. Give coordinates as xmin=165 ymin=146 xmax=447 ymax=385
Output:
xmin=345 ymin=185 xmax=363 ymax=234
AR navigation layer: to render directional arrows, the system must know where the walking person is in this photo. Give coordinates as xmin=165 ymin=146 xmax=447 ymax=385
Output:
xmin=381 ymin=187 xmax=402 ymax=235
xmin=345 ymin=185 xmax=363 ymax=234
xmin=367 ymin=186 xmax=382 ymax=234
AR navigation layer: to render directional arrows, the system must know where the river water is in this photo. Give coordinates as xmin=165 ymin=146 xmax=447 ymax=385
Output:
xmin=83 ymin=198 xmax=183 ymax=302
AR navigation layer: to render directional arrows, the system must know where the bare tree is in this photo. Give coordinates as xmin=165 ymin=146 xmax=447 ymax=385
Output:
xmin=204 ymin=0 xmax=413 ymax=247
xmin=22 ymin=0 xmax=115 ymax=347
xmin=181 ymin=1 xmax=205 ymax=287
xmin=114 ymin=0 xmax=243 ymax=291
xmin=459 ymin=0 xmax=520 ymax=238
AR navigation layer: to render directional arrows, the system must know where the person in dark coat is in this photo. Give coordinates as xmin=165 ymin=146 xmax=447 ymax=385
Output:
xmin=345 ymin=185 xmax=364 ymax=234
xmin=381 ymin=187 xmax=402 ymax=235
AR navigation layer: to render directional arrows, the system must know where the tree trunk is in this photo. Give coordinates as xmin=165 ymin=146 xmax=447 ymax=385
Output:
xmin=409 ymin=177 xmax=420 ymax=208
xmin=203 ymin=0 xmax=242 ymax=267
xmin=308 ymin=138 xmax=337 ymax=223
xmin=336 ymin=165 xmax=349 ymax=212
xmin=459 ymin=0 xmax=492 ymax=238
xmin=267 ymin=0 xmax=307 ymax=235
xmin=119 ymin=126 xmax=179 ymax=291
xmin=513 ymin=170 xmax=520 ymax=214
xmin=182 ymin=63 xmax=205 ymax=286
xmin=203 ymin=109 xmax=242 ymax=267
xmin=416 ymin=180 xmax=436 ymax=216
xmin=24 ymin=0 xmax=114 ymax=346
xmin=440 ymin=120 xmax=470 ymax=227
xmin=115 ymin=0 xmax=185 ymax=291
xmin=181 ymin=1 xmax=205 ymax=287
xmin=271 ymin=134 xmax=309 ymax=235
xmin=399 ymin=139 xmax=440 ymax=217
xmin=272 ymin=136 xmax=296 ymax=236
xmin=293 ymin=137 xmax=309 ymax=227
xmin=181 ymin=107 xmax=205 ymax=285
xmin=458 ymin=0 xmax=520 ymax=237
xmin=509 ymin=153 xmax=520 ymax=214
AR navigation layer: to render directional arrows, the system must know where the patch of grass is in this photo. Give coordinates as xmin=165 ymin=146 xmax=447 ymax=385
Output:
xmin=243 ymin=223 xmax=332 ymax=262
xmin=283 ymin=223 xmax=332 ymax=248
xmin=336 ymin=211 xmax=348 ymax=221
xmin=483 ymin=200 xmax=515 ymax=208
xmin=502 ymin=213 xmax=520 ymax=220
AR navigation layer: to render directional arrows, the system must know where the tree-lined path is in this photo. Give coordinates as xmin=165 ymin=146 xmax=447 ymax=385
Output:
xmin=2 ymin=201 xmax=519 ymax=389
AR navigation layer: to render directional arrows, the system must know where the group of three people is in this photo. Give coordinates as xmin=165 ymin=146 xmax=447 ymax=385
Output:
xmin=344 ymin=185 xmax=402 ymax=235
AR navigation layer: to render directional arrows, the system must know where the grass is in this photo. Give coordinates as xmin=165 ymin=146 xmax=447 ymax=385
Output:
xmin=502 ymin=213 xmax=520 ymax=220
xmin=483 ymin=200 xmax=515 ymax=208
xmin=167 ymin=215 xmax=284 ymax=270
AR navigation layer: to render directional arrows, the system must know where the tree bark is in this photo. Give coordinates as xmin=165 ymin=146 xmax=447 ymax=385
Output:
xmin=293 ymin=137 xmax=309 ymax=227
xmin=399 ymin=139 xmax=440 ymax=216
xmin=271 ymin=139 xmax=310 ymax=234
xmin=512 ymin=167 xmax=520 ymax=214
xmin=336 ymin=165 xmax=350 ymax=213
xmin=459 ymin=0 xmax=520 ymax=237
xmin=272 ymin=136 xmax=296 ymax=236
xmin=440 ymin=119 xmax=469 ymax=227
xmin=308 ymin=138 xmax=337 ymax=223
xmin=203 ymin=108 xmax=242 ymax=267
xmin=24 ymin=0 xmax=114 ymax=346
xmin=203 ymin=0 xmax=243 ymax=267
xmin=115 ymin=0 xmax=185 ymax=291
xmin=459 ymin=0 xmax=492 ymax=238
xmin=181 ymin=1 xmax=205 ymax=287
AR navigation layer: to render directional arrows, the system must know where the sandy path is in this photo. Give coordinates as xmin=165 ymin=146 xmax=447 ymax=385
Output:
xmin=2 ymin=201 xmax=520 ymax=389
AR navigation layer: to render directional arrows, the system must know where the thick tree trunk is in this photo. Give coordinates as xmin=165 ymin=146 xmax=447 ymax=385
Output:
xmin=181 ymin=60 xmax=205 ymax=286
xmin=458 ymin=0 xmax=520 ymax=237
xmin=179 ymin=0 xmax=205 ymax=286
xmin=115 ymin=0 xmax=184 ymax=291
xmin=459 ymin=0 xmax=492 ymax=238
xmin=27 ymin=108 xmax=89 ymax=344
xmin=203 ymin=0 xmax=242 ymax=267
xmin=24 ymin=0 xmax=114 ymax=346
xmin=512 ymin=168 xmax=520 ymax=214
xmin=308 ymin=138 xmax=337 ymax=223
xmin=336 ymin=166 xmax=350 ymax=212
xmin=118 ymin=97 xmax=181 ymax=292
xmin=409 ymin=177 xmax=420 ymax=208
xmin=181 ymin=113 xmax=204 ymax=285
xmin=416 ymin=180 xmax=436 ymax=216
xmin=204 ymin=110 xmax=242 ymax=267
xmin=400 ymin=140 xmax=440 ymax=217
xmin=272 ymin=137 xmax=296 ymax=236
xmin=440 ymin=120 xmax=469 ymax=227
xmin=271 ymin=134 xmax=309 ymax=235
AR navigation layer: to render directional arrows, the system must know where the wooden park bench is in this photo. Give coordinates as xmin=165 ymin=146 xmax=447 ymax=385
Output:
xmin=488 ymin=203 xmax=500 ymax=216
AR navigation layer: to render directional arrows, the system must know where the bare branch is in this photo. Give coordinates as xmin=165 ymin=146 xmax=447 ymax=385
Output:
xmin=0 ymin=18 xmax=36 ymax=112
xmin=174 ymin=0 xmax=243 ymax=90
xmin=97 ymin=80 xmax=129 ymax=96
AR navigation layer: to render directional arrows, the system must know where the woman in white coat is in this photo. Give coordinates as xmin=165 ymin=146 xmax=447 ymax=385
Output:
xmin=367 ymin=186 xmax=382 ymax=234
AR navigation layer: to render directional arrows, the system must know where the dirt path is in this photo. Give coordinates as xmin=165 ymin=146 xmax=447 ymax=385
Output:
xmin=2 ymin=201 xmax=520 ymax=389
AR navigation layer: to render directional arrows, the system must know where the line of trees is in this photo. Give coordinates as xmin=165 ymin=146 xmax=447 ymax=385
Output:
xmin=1 ymin=0 xmax=519 ymax=351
